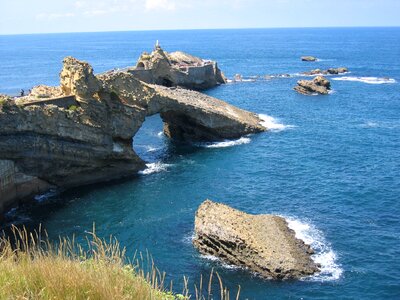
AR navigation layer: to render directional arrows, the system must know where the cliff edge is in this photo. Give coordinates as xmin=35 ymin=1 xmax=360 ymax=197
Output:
xmin=0 ymin=57 xmax=265 ymax=218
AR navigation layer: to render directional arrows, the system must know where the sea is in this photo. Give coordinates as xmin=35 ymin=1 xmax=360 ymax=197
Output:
xmin=0 ymin=28 xmax=399 ymax=299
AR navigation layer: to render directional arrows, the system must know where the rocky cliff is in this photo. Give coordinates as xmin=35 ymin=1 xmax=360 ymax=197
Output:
xmin=0 ymin=57 xmax=265 ymax=218
xmin=128 ymin=44 xmax=226 ymax=90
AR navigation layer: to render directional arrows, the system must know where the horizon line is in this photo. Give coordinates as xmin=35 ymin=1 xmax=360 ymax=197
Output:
xmin=1 ymin=25 xmax=399 ymax=37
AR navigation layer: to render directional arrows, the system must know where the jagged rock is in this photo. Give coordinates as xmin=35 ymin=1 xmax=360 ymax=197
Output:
xmin=302 ymin=67 xmax=348 ymax=76
xmin=193 ymin=200 xmax=320 ymax=280
xmin=128 ymin=44 xmax=226 ymax=90
xmin=0 ymin=58 xmax=265 ymax=215
xmin=301 ymin=56 xmax=318 ymax=62
xmin=294 ymin=76 xmax=331 ymax=95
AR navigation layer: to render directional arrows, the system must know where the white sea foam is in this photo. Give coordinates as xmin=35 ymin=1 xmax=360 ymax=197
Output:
xmin=146 ymin=146 xmax=160 ymax=153
xmin=34 ymin=189 xmax=59 ymax=202
xmin=332 ymin=76 xmax=396 ymax=84
xmin=259 ymin=114 xmax=296 ymax=132
xmin=199 ymin=137 xmax=251 ymax=149
xmin=138 ymin=162 xmax=172 ymax=175
xmin=157 ymin=131 xmax=164 ymax=137
xmin=286 ymin=217 xmax=343 ymax=282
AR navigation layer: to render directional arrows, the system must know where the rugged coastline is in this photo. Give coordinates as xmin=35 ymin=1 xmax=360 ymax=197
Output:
xmin=0 ymin=55 xmax=265 ymax=220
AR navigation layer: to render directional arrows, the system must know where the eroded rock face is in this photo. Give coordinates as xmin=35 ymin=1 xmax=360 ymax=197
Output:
xmin=129 ymin=45 xmax=226 ymax=90
xmin=294 ymin=76 xmax=331 ymax=95
xmin=0 ymin=58 xmax=265 ymax=214
xmin=193 ymin=200 xmax=320 ymax=280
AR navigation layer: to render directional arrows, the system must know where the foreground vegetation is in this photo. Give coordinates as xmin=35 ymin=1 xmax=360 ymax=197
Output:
xmin=0 ymin=226 xmax=239 ymax=300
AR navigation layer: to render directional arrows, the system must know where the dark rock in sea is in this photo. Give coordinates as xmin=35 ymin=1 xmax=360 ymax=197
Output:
xmin=126 ymin=42 xmax=226 ymax=90
xmin=0 ymin=57 xmax=266 ymax=218
xmin=294 ymin=76 xmax=331 ymax=95
xmin=193 ymin=200 xmax=320 ymax=280
xmin=302 ymin=67 xmax=348 ymax=76
xmin=301 ymin=56 xmax=318 ymax=62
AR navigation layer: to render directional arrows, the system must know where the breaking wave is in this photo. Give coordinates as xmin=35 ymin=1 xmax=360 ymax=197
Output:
xmin=286 ymin=217 xmax=343 ymax=282
xmin=198 ymin=137 xmax=251 ymax=149
xmin=332 ymin=76 xmax=396 ymax=84
xmin=34 ymin=189 xmax=59 ymax=203
xmin=138 ymin=162 xmax=173 ymax=175
xmin=259 ymin=114 xmax=296 ymax=132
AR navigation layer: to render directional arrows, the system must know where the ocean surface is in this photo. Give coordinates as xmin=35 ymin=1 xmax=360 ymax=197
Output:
xmin=1 ymin=28 xmax=400 ymax=299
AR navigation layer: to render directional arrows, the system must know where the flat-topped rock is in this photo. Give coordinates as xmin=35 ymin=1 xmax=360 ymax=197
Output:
xmin=301 ymin=56 xmax=318 ymax=62
xmin=294 ymin=76 xmax=331 ymax=95
xmin=193 ymin=200 xmax=320 ymax=280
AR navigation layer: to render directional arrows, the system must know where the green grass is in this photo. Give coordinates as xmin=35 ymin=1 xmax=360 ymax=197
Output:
xmin=0 ymin=226 xmax=238 ymax=300
xmin=68 ymin=104 xmax=79 ymax=111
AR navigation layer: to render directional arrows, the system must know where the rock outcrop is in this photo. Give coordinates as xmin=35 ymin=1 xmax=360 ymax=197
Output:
xmin=193 ymin=200 xmax=320 ymax=280
xmin=301 ymin=56 xmax=318 ymax=62
xmin=294 ymin=76 xmax=331 ymax=95
xmin=302 ymin=67 xmax=348 ymax=76
xmin=127 ymin=43 xmax=226 ymax=90
xmin=0 ymin=57 xmax=265 ymax=217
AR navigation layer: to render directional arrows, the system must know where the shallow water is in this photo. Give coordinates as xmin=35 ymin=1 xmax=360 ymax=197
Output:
xmin=1 ymin=28 xmax=400 ymax=299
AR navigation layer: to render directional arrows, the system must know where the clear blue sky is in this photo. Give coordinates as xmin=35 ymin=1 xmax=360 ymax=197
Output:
xmin=1 ymin=0 xmax=399 ymax=35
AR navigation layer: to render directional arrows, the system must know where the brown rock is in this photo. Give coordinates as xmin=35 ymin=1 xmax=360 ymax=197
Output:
xmin=294 ymin=76 xmax=331 ymax=95
xmin=0 ymin=58 xmax=266 ymax=216
xmin=193 ymin=200 xmax=320 ymax=280
xmin=129 ymin=43 xmax=226 ymax=90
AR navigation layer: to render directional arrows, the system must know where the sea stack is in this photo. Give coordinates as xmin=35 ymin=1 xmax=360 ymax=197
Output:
xmin=294 ymin=76 xmax=331 ymax=95
xmin=126 ymin=42 xmax=227 ymax=90
xmin=193 ymin=200 xmax=320 ymax=280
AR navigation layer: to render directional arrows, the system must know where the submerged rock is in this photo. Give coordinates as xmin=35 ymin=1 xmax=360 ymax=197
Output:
xmin=301 ymin=56 xmax=318 ymax=62
xmin=193 ymin=200 xmax=320 ymax=280
xmin=294 ymin=76 xmax=331 ymax=95
xmin=0 ymin=57 xmax=265 ymax=217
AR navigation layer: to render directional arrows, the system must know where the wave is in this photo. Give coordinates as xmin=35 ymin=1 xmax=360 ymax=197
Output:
xmin=34 ymin=189 xmax=59 ymax=203
xmin=286 ymin=217 xmax=343 ymax=282
xmin=198 ymin=137 xmax=251 ymax=149
xmin=332 ymin=76 xmax=397 ymax=84
xmin=259 ymin=114 xmax=296 ymax=132
xmin=138 ymin=162 xmax=172 ymax=175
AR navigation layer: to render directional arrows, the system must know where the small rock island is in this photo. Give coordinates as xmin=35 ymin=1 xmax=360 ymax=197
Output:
xmin=294 ymin=76 xmax=331 ymax=95
xmin=193 ymin=200 xmax=320 ymax=280
xmin=301 ymin=56 xmax=318 ymax=62
xmin=126 ymin=41 xmax=226 ymax=90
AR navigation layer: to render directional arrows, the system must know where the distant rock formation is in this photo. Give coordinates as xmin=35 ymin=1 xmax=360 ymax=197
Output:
xmin=301 ymin=56 xmax=318 ymax=62
xmin=193 ymin=200 xmax=320 ymax=280
xmin=294 ymin=76 xmax=331 ymax=95
xmin=126 ymin=42 xmax=226 ymax=90
xmin=0 ymin=57 xmax=265 ymax=218
xmin=302 ymin=67 xmax=348 ymax=76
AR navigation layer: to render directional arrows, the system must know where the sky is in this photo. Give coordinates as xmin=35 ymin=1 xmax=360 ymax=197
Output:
xmin=1 ymin=0 xmax=400 ymax=35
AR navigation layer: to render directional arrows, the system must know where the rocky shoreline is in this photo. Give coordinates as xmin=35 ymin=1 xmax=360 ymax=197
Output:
xmin=0 ymin=55 xmax=265 ymax=220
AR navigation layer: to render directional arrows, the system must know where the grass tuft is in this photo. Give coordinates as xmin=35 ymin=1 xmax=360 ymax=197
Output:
xmin=0 ymin=225 xmax=238 ymax=300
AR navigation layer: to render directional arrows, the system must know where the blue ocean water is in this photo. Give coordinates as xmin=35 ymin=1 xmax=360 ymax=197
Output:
xmin=1 ymin=28 xmax=400 ymax=299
